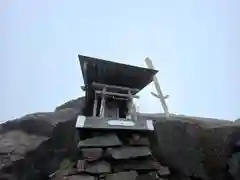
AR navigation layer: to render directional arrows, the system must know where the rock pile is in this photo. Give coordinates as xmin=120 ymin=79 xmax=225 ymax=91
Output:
xmin=50 ymin=132 xmax=170 ymax=180
xmin=1 ymin=97 xmax=240 ymax=180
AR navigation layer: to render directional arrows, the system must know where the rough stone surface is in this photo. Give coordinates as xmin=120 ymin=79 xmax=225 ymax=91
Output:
xmin=107 ymin=146 xmax=151 ymax=159
xmin=78 ymin=134 xmax=122 ymax=148
xmin=55 ymin=97 xmax=85 ymax=112
xmin=48 ymin=158 xmax=76 ymax=180
xmin=129 ymin=135 xmax=150 ymax=146
xmin=151 ymin=117 xmax=240 ymax=180
xmin=236 ymin=140 xmax=240 ymax=147
xmin=0 ymin=98 xmax=85 ymax=179
xmin=76 ymin=160 xmax=86 ymax=173
xmin=85 ymin=161 xmax=111 ymax=174
xmin=136 ymin=173 xmax=157 ymax=180
xmin=105 ymin=171 xmax=138 ymax=180
xmin=228 ymin=152 xmax=240 ymax=180
xmin=81 ymin=148 xmax=103 ymax=161
xmin=158 ymin=165 xmax=170 ymax=176
xmin=113 ymin=159 xmax=158 ymax=172
xmin=1 ymin=97 xmax=240 ymax=180
xmin=0 ymin=130 xmax=47 ymax=169
xmin=66 ymin=175 xmax=95 ymax=180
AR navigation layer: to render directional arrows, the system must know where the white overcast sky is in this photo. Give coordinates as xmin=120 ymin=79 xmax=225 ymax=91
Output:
xmin=1 ymin=0 xmax=239 ymax=121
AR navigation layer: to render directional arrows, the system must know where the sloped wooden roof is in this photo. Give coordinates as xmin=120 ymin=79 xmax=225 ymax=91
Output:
xmin=78 ymin=54 xmax=158 ymax=94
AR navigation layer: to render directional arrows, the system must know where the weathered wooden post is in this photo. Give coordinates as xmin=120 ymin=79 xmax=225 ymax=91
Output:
xmin=145 ymin=57 xmax=170 ymax=118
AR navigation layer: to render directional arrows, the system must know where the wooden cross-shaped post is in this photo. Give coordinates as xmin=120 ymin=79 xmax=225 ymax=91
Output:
xmin=145 ymin=57 xmax=170 ymax=117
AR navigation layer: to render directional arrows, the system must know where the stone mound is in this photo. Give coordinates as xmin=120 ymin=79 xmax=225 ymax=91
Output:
xmin=0 ymin=97 xmax=239 ymax=180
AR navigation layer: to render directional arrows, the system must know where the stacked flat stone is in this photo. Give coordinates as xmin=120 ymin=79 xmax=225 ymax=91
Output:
xmin=62 ymin=132 xmax=170 ymax=180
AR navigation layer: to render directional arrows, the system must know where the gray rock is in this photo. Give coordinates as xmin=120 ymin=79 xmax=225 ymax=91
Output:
xmin=136 ymin=173 xmax=156 ymax=180
xmin=158 ymin=165 xmax=170 ymax=176
xmin=113 ymin=159 xmax=158 ymax=172
xmin=235 ymin=140 xmax=240 ymax=147
xmin=76 ymin=160 xmax=86 ymax=172
xmin=0 ymin=130 xmax=47 ymax=169
xmin=78 ymin=134 xmax=122 ymax=148
xmin=0 ymin=107 xmax=81 ymax=139
xmin=50 ymin=166 xmax=77 ymax=180
xmin=66 ymin=175 xmax=95 ymax=180
xmin=18 ymin=107 xmax=80 ymax=127
xmin=81 ymin=148 xmax=103 ymax=161
xmin=85 ymin=161 xmax=111 ymax=174
xmin=129 ymin=135 xmax=150 ymax=146
xmin=0 ymin=97 xmax=85 ymax=179
xmin=55 ymin=97 xmax=85 ymax=112
xmin=2 ymin=96 xmax=240 ymax=180
xmin=105 ymin=171 xmax=137 ymax=180
xmin=107 ymin=146 xmax=151 ymax=159
xmin=151 ymin=118 xmax=240 ymax=180
xmin=228 ymin=152 xmax=240 ymax=180
xmin=0 ymin=114 xmax=82 ymax=178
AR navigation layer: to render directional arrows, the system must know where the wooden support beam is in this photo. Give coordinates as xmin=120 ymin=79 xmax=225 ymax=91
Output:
xmin=95 ymin=90 xmax=139 ymax=99
xmin=127 ymin=90 xmax=137 ymax=120
xmin=93 ymin=93 xmax=98 ymax=117
xmin=99 ymin=88 xmax=106 ymax=117
xmin=92 ymin=82 xmax=139 ymax=93
xmin=151 ymin=92 xmax=169 ymax=100
xmin=145 ymin=57 xmax=169 ymax=117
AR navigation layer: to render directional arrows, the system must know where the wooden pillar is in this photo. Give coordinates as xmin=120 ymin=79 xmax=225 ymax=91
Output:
xmin=132 ymin=102 xmax=137 ymax=120
xmin=93 ymin=93 xmax=98 ymax=117
xmin=127 ymin=90 xmax=137 ymax=120
xmin=99 ymin=87 xmax=106 ymax=117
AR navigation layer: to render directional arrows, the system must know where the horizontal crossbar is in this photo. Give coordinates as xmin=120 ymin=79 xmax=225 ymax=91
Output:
xmin=95 ymin=90 xmax=139 ymax=99
xmin=92 ymin=82 xmax=139 ymax=92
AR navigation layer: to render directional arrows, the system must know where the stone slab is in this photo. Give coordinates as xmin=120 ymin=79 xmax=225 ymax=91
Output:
xmin=129 ymin=134 xmax=150 ymax=146
xmin=105 ymin=171 xmax=137 ymax=180
xmin=113 ymin=159 xmax=158 ymax=172
xmin=66 ymin=175 xmax=95 ymax=180
xmin=85 ymin=160 xmax=111 ymax=174
xmin=136 ymin=173 xmax=156 ymax=180
xmin=78 ymin=134 xmax=122 ymax=148
xmin=107 ymin=146 xmax=151 ymax=159
xmin=158 ymin=165 xmax=170 ymax=176
xmin=81 ymin=148 xmax=103 ymax=161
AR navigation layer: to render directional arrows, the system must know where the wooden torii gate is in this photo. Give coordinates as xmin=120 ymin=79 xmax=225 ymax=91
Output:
xmin=144 ymin=57 xmax=170 ymax=117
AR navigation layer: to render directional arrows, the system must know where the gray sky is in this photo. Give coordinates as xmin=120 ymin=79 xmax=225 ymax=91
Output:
xmin=1 ymin=0 xmax=239 ymax=122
